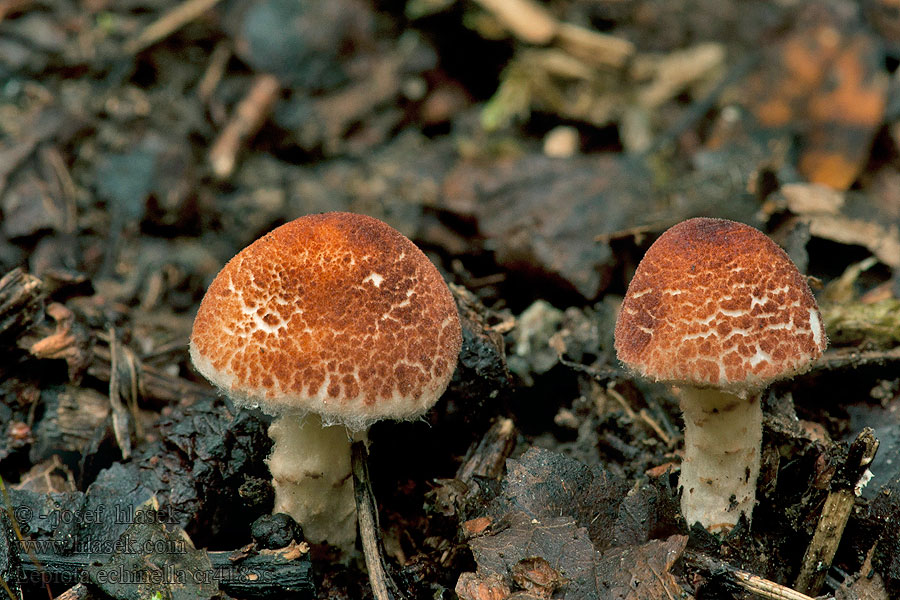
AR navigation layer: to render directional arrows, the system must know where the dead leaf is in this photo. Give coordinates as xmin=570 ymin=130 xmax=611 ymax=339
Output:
xmin=457 ymin=571 xmax=512 ymax=600
xmin=468 ymin=512 xmax=601 ymax=600
xmin=740 ymin=2 xmax=888 ymax=190
xmin=488 ymin=447 xmax=630 ymax=552
xmin=468 ymin=512 xmax=690 ymax=600
xmin=442 ymin=154 xmax=650 ymax=298
xmin=26 ymin=301 xmax=91 ymax=380
xmin=773 ymin=184 xmax=900 ymax=269
xmin=780 ymin=182 xmax=844 ymax=215
xmin=511 ymin=556 xmax=565 ymax=598
xmin=464 ymin=516 xmax=494 ymax=537
xmin=804 ymin=215 xmax=899 ymax=269
xmin=594 ymin=535 xmax=690 ymax=600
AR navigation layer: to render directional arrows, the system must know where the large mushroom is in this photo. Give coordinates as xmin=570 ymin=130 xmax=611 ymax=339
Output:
xmin=189 ymin=212 xmax=461 ymax=577
xmin=614 ymin=217 xmax=826 ymax=531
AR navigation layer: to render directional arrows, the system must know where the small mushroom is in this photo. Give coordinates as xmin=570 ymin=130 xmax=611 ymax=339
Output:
xmin=614 ymin=217 xmax=826 ymax=531
xmin=189 ymin=212 xmax=462 ymax=552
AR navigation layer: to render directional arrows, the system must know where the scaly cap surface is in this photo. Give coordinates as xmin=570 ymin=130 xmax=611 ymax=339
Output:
xmin=190 ymin=212 xmax=462 ymax=430
xmin=614 ymin=218 xmax=826 ymax=393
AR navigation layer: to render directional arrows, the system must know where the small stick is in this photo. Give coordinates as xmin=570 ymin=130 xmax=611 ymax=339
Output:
xmin=456 ymin=417 xmax=516 ymax=485
xmin=471 ymin=0 xmax=558 ymax=44
xmin=208 ymin=74 xmax=281 ymax=179
xmin=90 ymin=340 xmax=215 ymax=406
xmin=53 ymin=584 xmax=94 ymax=600
xmin=638 ymin=408 xmax=673 ymax=448
xmin=594 ymin=222 xmax=669 ymax=244
xmin=555 ymin=22 xmax=634 ymax=69
xmin=197 ymin=42 xmax=231 ymax=104
xmin=645 ymin=395 xmax=680 ymax=444
xmin=106 ymin=327 xmax=133 ymax=459
xmin=794 ymin=428 xmax=879 ymax=596
xmin=812 ymin=346 xmax=900 ymax=372
xmin=12 ymin=549 xmax=314 ymax=598
xmin=41 ymin=147 xmax=78 ymax=235
xmin=606 ymin=384 xmax=637 ymax=420
xmin=351 ymin=441 xmax=408 ymax=600
xmin=0 ymin=268 xmax=43 ymax=339
xmin=124 ymin=0 xmax=224 ymax=54
xmin=685 ymin=550 xmax=819 ymax=600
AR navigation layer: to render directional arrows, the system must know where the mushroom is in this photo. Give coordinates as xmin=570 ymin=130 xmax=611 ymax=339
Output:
xmin=614 ymin=217 xmax=826 ymax=531
xmin=189 ymin=212 xmax=462 ymax=552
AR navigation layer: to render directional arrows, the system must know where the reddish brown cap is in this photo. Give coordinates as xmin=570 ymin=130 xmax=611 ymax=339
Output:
xmin=190 ymin=212 xmax=462 ymax=430
xmin=614 ymin=218 xmax=826 ymax=392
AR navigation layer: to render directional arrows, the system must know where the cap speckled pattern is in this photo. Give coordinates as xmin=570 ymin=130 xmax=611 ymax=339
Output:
xmin=615 ymin=218 xmax=826 ymax=392
xmin=190 ymin=212 xmax=462 ymax=429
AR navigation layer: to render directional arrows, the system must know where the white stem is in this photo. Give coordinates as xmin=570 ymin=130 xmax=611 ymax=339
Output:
xmin=678 ymin=387 xmax=762 ymax=532
xmin=266 ymin=413 xmax=357 ymax=550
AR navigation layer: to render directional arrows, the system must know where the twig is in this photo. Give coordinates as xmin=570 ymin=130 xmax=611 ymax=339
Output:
xmin=196 ymin=42 xmax=231 ymax=104
xmin=12 ymin=549 xmax=314 ymax=598
xmin=594 ymin=221 xmax=670 ymax=244
xmin=53 ymin=584 xmax=94 ymax=600
xmin=471 ymin=0 xmax=633 ymax=69
xmin=812 ymin=346 xmax=900 ymax=372
xmin=456 ymin=418 xmax=517 ymax=486
xmin=557 ymin=355 xmax=621 ymax=382
xmin=351 ymin=441 xmax=408 ymax=600
xmin=208 ymin=74 xmax=281 ymax=179
xmin=605 ymin=383 xmax=679 ymax=447
xmin=684 ymin=551 xmax=825 ymax=600
xmin=645 ymin=394 xmax=680 ymax=444
xmin=0 ymin=268 xmax=44 ymax=340
xmin=471 ymin=0 xmax=558 ymax=44
xmin=41 ymin=147 xmax=78 ymax=235
xmin=90 ymin=343 xmax=214 ymax=406
xmin=639 ymin=408 xmax=673 ymax=448
xmin=794 ymin=428 xmax=879 ymax=596
xmin=106 ymin=327 xmax=133 ymax=459
xmin=123 ymin=344 xmax=142 ymax=439
xmin=124 ymin=0 xmax=225 ymax=54
xmin=555 ymin=22 xmax=634 ymax=69
xmin=606 ymin=384 xmax=637 ymax=420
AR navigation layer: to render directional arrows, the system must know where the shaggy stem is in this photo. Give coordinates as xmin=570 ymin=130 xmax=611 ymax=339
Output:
xmin=678 ymin=387 xmax=762 ymax=531
xmin=266 ymin=414 xmax=357 ymax=549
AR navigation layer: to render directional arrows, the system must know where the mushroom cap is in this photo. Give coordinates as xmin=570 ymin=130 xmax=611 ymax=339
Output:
xmin=614 ymin=218 xmax=826 ymax=393
xmin=190 ymin=212 xmax=462 ymax=430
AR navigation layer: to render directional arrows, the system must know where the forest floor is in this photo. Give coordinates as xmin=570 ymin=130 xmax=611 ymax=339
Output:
xmin=1 ymin=0 xmax=900 ymax=598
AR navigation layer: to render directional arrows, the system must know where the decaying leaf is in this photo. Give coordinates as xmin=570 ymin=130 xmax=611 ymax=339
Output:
xmin=456 ymin=571 xmax=512 ymax=600
xmin=488 ymin=447 xmax=630 ymax=552
xmin=25 ymin=302 xmax=91 ymax=381
xmin=594 ymin=535 xmax=690 ymax=600
xmin=466 ymin=511 xmax=690 ymax=600
xmin=468 ymin=511 xmax=601 ymax=599
xmin=739 ymin=2 xmax=888 ymax=190
xmin=769 ymin=183 xmax=900 ymax=270
xmin=87 ymin=507 xmax=218 ymax=600
xmin=511 ymin=555 xmax=566 ymax=598
xmin=0 ymin=267 xmax=44 ymax=340
xmin=442 ymin=154 xmax=651 ymax=298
